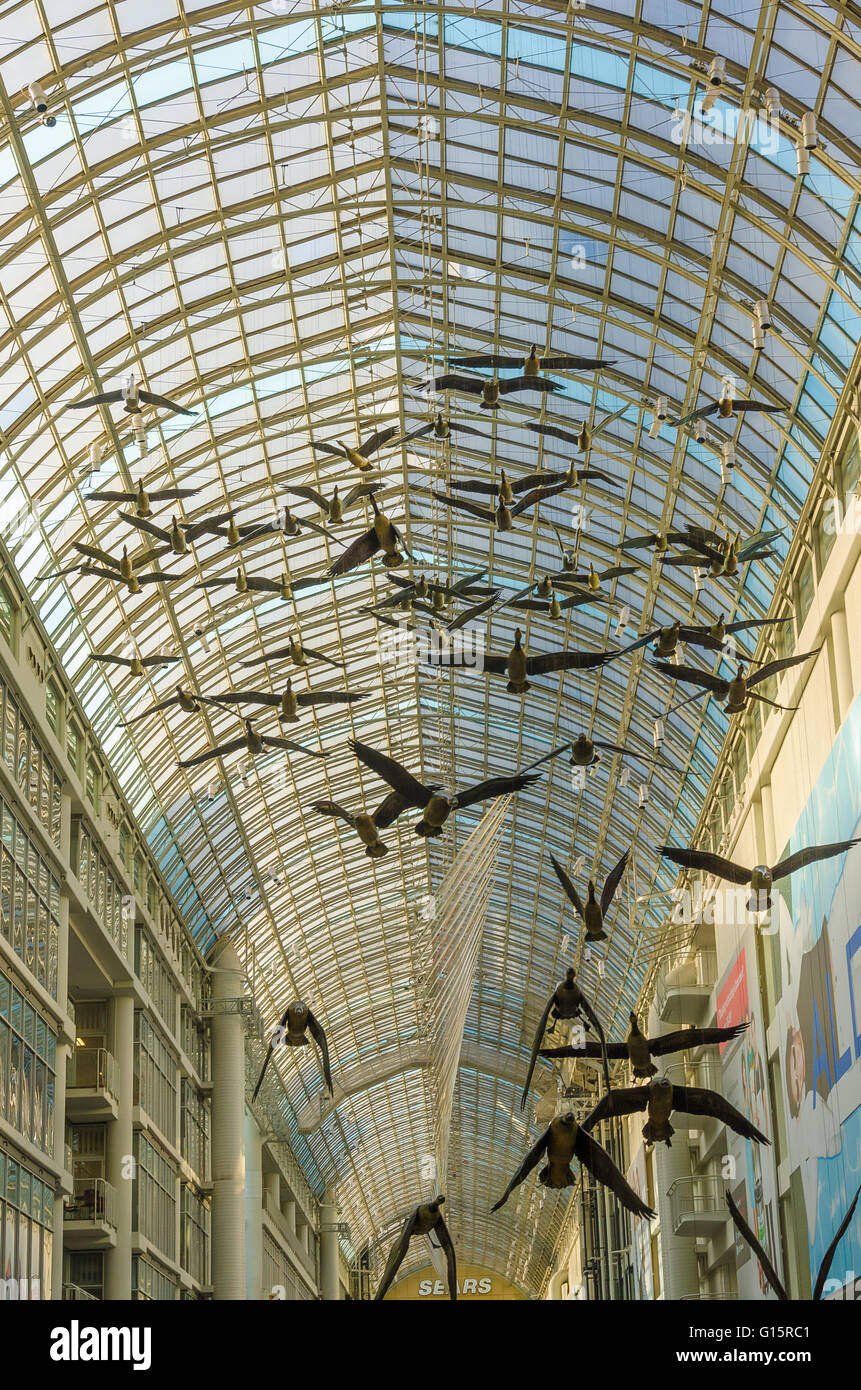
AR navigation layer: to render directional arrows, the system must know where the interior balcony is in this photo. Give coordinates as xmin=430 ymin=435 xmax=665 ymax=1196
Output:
xmin=65 ymin=1047 xmax=119 ymax=1122
xmin=63 ymin=1177 xmax=117 ymax=1250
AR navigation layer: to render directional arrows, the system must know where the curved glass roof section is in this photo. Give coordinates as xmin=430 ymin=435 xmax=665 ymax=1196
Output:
xmin=0 ymin=0 xmax=858 ymax=1293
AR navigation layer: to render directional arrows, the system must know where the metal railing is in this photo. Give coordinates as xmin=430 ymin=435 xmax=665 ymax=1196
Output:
xmin=65 ymin=1177 xmax=116 ymax=1229
xmin=62 ymin=1283 xmax=99 ymax=1300
xmin=67 ymin=1047 xmax=119 ymax=1100
xmin=654 ymin=948 xmax=717 ymax=1017
xmin=667 ymin=1175 xmax=729 ymax=1234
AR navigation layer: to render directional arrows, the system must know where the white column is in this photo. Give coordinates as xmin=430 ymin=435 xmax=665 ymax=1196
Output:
xmin=105 ymin=992 xmax=134 ymax=1299
xmin=655 ymin=1138 xmax=700 ymax=1299
xmin=649 ymin=1002 xmax=699 ymax=1300
xmin=760 ymin=783 xmax=777 ymax=867
xmin=263 ymin=1169 xmax=280 ymax=1209
xmin=51 ymin=1034 xmax=68 ymax=1301
xmin=319 ymin=1188 xmax=341 ymax=1301
xmin=210 ymin=938 xmax=246 ymax=1299
xmin=831 ymin=609 xmax=854 ymax=724
xmin=245 ymin=1112 xmax=263 ymax=1300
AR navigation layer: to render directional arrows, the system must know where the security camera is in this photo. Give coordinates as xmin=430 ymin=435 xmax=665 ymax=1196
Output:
xmin=701 ymin=56 xmax=726 ymax=114
xmin=28 ymin=82 xmax=48 ymax=112
xmin=801 ymin=112 xmax=818 ymax=150
xmin=655 ymin=394 xmax=668 ymax=421
xmin=694 ymin=419 xmax=707 ymax=443
xmin=28 ymin=82 xmax=56 ymax=126
xmin=754 ymin=299 xmax=772 ymax=330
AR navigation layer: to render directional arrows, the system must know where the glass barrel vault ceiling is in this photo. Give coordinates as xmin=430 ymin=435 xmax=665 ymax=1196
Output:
xmin=0 ymin=0 xmax=859 ymax=1294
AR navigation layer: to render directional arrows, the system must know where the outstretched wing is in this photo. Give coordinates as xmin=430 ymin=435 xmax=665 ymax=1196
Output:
xmin=672 ymin=400 xmax=720 ymax=428
xmin=311 ymin=800 xmax=356 ymax=829
xmin=326 ymin=525 xmax=380 ymax=577
xmin=448 ymin=354 xmax=514 ymax=368
xmin=342 ymin=482 xmax=381 ymax=511
xmin=306 ymin=1011 xmax=334 ymax=1095
xmin=520 ymin=994 xmax=555 ymax=1111
xmin=748 ymin=649 xmax=821 ymax=688
xmin=600 ymin=849 xmax=629 ymax=915
xmin=497 ymin=375 xmax=560 ymax=395
xmin=519 ymin=742 xmax=570 ymax=773
xmin=491 ymin=1128 xmax=551 ymax=1211
xmin=573 ymin=1126 xmax=655 ymax=1219
xmin=549 ymin=853 xmax=585 ymax=917
xmin=428 ymin=374 xmax=484 ymax=395
xmin=206 ymin=690 xmax=280 ymax=708
xmin=252 ymin=1039 xmax=277 ymax=1102
xmin=659 ymin=846 xmax=751 ymax=885
xmin=298 ymin=644 xmax=347 ymax=670
xmin=359 ymin=424 xmax=401 ymax=458
xmin=580 ymin=1087 xmax=649 ymax=1133
xmin=288 ymin=485 xmax=327 ymax=510
xmin=772 ymin=838 xmax=861 ymax=882
xmin=139 ymin=390 xmax=195 ymax=416
xmin=71 ymin=391 xmax=124 ymax=409
xmin=455 ymin=773 xmax=537 ymax=809
xmin=526 ymin=648 xmax=614 ymax=673
xmin=733 ymin=401 xmax=784 ymax=415
xmin=432 ymin=491 xmax=496 ymax=522
xmin=649 ymin=1022 xmax=749 ymax=1056
xmin=813 ymin=1184 xmax=861 ymax=1300
xmin=120 ymin=695 xmax=182 ymax=727
xmin=372 ymin=789 xmax=414 ymax=830
xmin=261 ymin=736 xmax=328 ymax=759
xmin=510 ymin=483 xmax=567 ymax=517
xmin=672 ymin=1085 xmax=769 ymax=1143
xmin=591 ymin=403 xmax=630 ymax=438
xmin=349 ymin=738 xmax=431 ymax=806
xmin=726 ymin=1192 xmax=789 ymax=1300
xmin=447 ymin=592 xmax=500 ymax=631
xmin=374 ymin=1208 xmax=420 ymax=1301
xmin=309 ymin=440 xmax=345 ymax=459
xmin=541 ymin=355 xmax=613 ymax=372
xmin=651 ymin=661 xmax=730 ymax=694
xmin=178 ymin=736 xmax=246 ymax=768
xmin=435 ymin=1216 xmax=458 ymax=1302
xmin=528 ymin=421 xmax=584 ymax=447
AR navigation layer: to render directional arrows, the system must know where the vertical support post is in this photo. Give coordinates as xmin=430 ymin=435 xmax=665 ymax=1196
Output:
xmin=210 ymin=938 xmax=246 ymax=1299
xmin=105 ymin=992 xmax=134 ymax=1300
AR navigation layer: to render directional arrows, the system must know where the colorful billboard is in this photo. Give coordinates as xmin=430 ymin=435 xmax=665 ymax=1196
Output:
xmin=768 ymin=689 xmax=861 ymax=1293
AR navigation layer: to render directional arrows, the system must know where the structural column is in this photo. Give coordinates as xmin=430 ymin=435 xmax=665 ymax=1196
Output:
xmin=210 ymin=938 xmax=246 ymax=1299
xmin=105 ymin=991 xmax=134 ymax=1300
xmin=263 ymin=1169 xmax=280 ymax=1211
xmin=650 ymin=1004 xmax=699 ymax=1300
xmin=319 ymin=1187 xmax=341 ymax=1301
xmin=831 ymin=609 xmax=855 ymax=724
xmin=245 ymin=1113 xmax=263 ymax=1300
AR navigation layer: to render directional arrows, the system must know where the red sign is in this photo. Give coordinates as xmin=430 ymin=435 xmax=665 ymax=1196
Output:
xmin=716 ymin=948 xmax=749 ymax=1053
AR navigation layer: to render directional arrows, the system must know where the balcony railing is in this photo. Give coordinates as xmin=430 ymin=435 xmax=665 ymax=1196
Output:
xmin=67 ymin=1048 xmax=119 ymax=1100
xmin=655 ymin=949 xmax=717 ymax=1022
xmin=62 ymin=1283 xmax=99 ymax=1301
xmin=667 ymin=1175 xmax=731 ymax=1236
xmin=65 ymin=1177 xmax=116 ymax=1229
